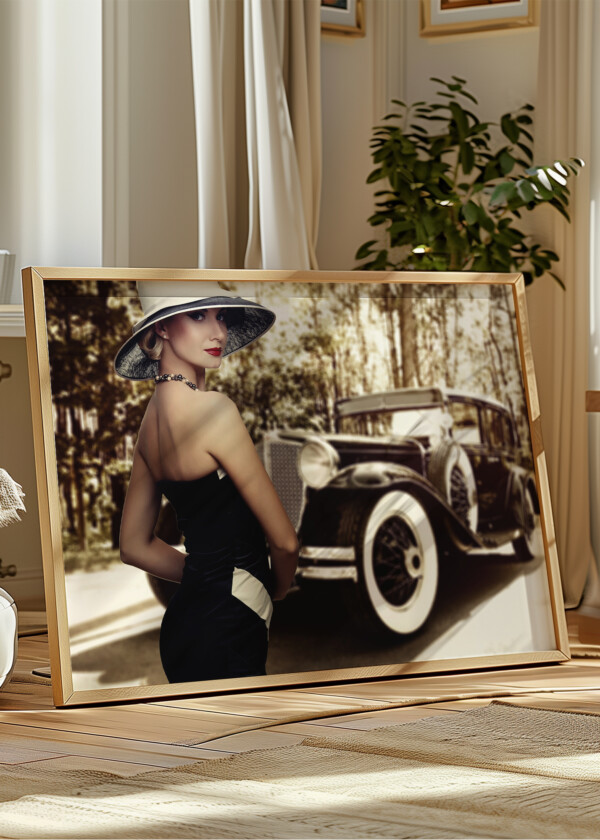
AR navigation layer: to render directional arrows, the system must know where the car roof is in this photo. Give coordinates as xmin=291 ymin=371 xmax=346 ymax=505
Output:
xmin=336 ymin=388 xmax=446 ymax=416
xmin=335 ymin=387 xmax=510 ymax=416
xmin=444 ymin=389 xmax=510 ymax=412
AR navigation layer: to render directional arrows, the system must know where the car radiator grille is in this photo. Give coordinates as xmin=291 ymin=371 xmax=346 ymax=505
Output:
xmin=257 ymin=438 xmax=305 ymax=531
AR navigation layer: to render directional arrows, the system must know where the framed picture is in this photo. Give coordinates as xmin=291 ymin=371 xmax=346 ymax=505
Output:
xmin=0 ymin=306 xmax=44 ymax=611
xmin=321 ymin=0 xmax=365 ymax=37
xmin=420 ymin=0 xmax=539 ymax=38
xmin=23 ymin=267 xmax=568 ymax=707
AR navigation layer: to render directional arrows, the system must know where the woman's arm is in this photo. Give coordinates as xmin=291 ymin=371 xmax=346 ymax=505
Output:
xmin=119 ymin=447 xmax=186 ymax=582
xmin=203 ymin=394 xmax=299 ymax=600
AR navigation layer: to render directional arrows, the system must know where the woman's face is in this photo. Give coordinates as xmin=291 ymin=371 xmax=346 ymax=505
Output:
xmin=156 ymin=307 xmax=228 ymax=371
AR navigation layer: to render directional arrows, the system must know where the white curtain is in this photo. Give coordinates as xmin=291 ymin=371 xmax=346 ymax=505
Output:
xmin=586 ymin=0 xmax=600 ymax=608
xmin=188 ymin=0 xmax=321 ymax=270
xmin=527 ymin=0 xmax=595 ymax=607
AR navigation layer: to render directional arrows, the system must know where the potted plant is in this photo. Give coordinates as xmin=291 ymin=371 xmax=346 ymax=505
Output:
xmin=356 ymin=77 xmax=583 ymax=286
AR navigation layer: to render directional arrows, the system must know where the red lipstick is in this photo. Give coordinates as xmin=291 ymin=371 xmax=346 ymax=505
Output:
xmin=205 ymin=348 xmax=222 ymax=356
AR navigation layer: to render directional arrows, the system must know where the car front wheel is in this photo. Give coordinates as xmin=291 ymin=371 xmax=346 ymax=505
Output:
xmin=343 ymin=490 xmax=439 ymax=636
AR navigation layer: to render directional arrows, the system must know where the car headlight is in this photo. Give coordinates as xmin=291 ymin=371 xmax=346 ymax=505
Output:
xmin=298 ymin=438 xmax=340 ymax=489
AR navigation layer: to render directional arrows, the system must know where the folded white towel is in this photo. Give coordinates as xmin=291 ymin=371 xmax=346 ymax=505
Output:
xmin=0 ymin=468 xmax=26 ymax=528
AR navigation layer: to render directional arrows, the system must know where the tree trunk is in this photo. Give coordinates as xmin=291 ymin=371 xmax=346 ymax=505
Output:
xmin=69 ymin=405 xmax=87 ymax=552
xmin=400 ymin=294 xmax=418 ymax=388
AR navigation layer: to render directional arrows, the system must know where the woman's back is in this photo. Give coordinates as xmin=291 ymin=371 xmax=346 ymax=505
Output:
xmin=137 ymin=388 xmax=225 ymax=483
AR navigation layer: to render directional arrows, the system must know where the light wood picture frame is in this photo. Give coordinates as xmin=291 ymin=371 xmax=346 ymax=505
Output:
xmin=321 ymin=0 xmax=365 ymax=37
xmin=23 ymin=267 xmax=568 ymax=707
xmin=420 ymin=0 xmax=539 ymax=38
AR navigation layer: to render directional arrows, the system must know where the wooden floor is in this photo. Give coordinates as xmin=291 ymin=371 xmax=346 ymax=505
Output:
xmin=1 ymin=610 xmax=599 ymax=778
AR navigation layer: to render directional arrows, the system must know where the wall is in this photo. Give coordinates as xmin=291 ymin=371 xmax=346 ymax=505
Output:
xmin=0 ymin=0 xmax=102 ymax=303
xmin=316 ymin=2 xmax=378 ymax=270
xmin=127 ymin=0 xmax=198 ymax=268
xmin=317 ymin=0 xmax=539 ymax=270
xmin=0 ymin=0 xmax=541 ymax=287
xmin=403 ymin=0 xmax=539 ymax=118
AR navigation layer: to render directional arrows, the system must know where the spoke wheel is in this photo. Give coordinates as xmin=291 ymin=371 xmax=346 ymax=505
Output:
xmin=356 ymin=491 xmax=439 ymax=636
xmin=371 ymin=516 xmax=421 ymax=607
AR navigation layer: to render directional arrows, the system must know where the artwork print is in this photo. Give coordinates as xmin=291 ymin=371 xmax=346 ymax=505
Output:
xmin=24 ymin=269 xmax=566 ymax=706
xmin=420 ymin=0 xmax=538 ymax=37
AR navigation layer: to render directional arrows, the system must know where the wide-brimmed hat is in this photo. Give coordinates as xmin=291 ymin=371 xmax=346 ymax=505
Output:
xmin=114 ymin=280 xmax=276 ymax=380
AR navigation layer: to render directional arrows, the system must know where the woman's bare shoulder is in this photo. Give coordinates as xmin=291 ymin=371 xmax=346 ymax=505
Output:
xmin=150 ymin=387 xmax=240 ymax=434
xmin=199 ymin=390 xmax=238 ymax=412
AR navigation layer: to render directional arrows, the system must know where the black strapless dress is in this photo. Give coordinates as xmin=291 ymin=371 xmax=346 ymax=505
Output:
xmin=157 ymin=469 xmax=273 ymax=683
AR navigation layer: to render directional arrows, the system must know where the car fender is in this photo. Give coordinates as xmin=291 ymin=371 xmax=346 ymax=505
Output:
xmin=299 ymin=461 xmax=479 ymax=550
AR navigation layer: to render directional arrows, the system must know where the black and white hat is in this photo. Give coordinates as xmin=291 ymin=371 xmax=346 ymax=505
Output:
xmin=114 ymin=280 xmax=276 ymax=380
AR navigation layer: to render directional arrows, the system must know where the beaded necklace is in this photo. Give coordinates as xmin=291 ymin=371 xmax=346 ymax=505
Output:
xmin=154 ymin=373 xmax=198 ymax=391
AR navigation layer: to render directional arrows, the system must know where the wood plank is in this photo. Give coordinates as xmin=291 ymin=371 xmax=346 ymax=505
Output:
xmin=265 ymin=707 xmax=455 ymax=734
xmin=0 ymin=705 xmax=262 ymax=743
xmin=176 ymin=730 xmax=305 ymax=752
xmin=0 ymin=745 xmax=65 ymax=765
xmin=492 ymin=692 xmax=600 ymax=715
xmin=295 ymin=681 xmax=504 ymax=702
xmin=0 ymin=723 xmax=226 ymax=764
xmin=21 ymin=755 xmax=166 ymax=776
xmin=155 ymin=690 xmax=389 ymax=719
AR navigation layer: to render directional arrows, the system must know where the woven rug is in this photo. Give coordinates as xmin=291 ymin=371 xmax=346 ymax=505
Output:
xmin=1 ymin=703 xmax=599 ymax=838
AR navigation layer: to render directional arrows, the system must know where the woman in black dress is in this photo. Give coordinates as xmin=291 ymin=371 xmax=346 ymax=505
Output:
xmin=114 ymin=281 xmax=298 ymax=683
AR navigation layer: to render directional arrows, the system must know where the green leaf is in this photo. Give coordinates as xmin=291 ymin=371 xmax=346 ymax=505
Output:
xmin=458 ymin=88 xmax=478 ymax=105
xmin=549 ymin=196 xmax=571 ymax=222
xmin=516 ymin=142 xmax=534 ymax=162
xmin=389 ymin=220 xmax=415 ymax=236
xmin=366 ymin=168 xmax=384 ymax=184
xmin=483 ymin=161 xmax=501 ymax=181
xmin=500 ymin=151 xmax=516 ymax=174
xmin=355 ymin=240 xmax=378 ymax=260
xmin=501 ymin=115 xmax=519 ymax=142
xmin=372 ymin=249 xmax=389 ymax=269
xmin=462 ymin=201 xmax=479 ymax=225
xmin=516 ymin=179 xmax=536 ymax=202
xmin=460 ymin=142 xmax=475 ymax=174
xmin=477 ymin=206 xmax=496 ymax=233
xmin=490 ymin=181 xmax=516 ymax=206
xmin=450 ymin=102 xmax=469 ymax=138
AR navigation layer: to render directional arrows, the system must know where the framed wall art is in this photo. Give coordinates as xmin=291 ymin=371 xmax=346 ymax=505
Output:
xmin=321 ymin=0 xmax=365 ymax=37
xmin=420 ymin=0 xmax=539 ymax=38
xmin=23 ymin=267 xmax=568 ymax=706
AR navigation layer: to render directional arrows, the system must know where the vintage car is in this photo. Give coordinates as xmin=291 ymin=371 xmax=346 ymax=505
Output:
xmin=256 ymin=387 xmax=543 ymax=638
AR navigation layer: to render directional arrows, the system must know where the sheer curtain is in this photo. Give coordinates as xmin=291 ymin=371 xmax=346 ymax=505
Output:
xmin=527 ymin=0 xmax=595 ymax=607
xmin=188 ymin=0 xmax=321 ymax=270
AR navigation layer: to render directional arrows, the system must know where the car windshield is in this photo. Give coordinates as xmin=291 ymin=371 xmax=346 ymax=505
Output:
xmin=338 ymin=407 xmax=447 ymax=439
